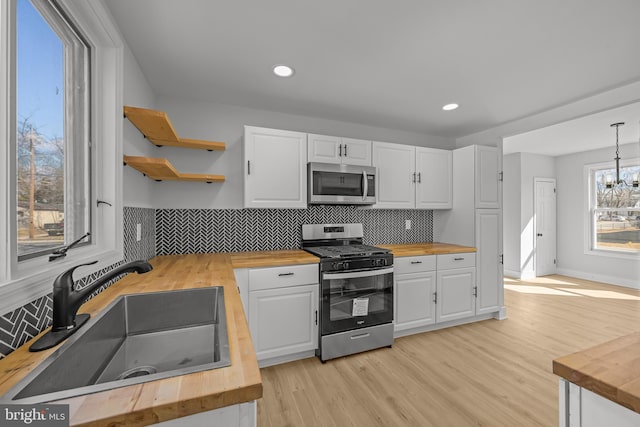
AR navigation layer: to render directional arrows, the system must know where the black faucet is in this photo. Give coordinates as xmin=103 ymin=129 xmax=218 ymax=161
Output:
xmin=29 ymin=260 xmax=153 ymax=352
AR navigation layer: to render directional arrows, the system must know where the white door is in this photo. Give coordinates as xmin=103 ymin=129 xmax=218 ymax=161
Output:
xmin=415 ymin=147 xmax=452 ymax=209
xmin=394 ymin=271 xmax=437 ymax=331
xmin=535 ymin=178 xmax=557 ymax=276
xmin=249 ymin=284 xmax=318 ymax=361
xmin=372 ymin=141 xmax=415 ymax=209
xmin=244 ymin=126 xmax=307 ymax=208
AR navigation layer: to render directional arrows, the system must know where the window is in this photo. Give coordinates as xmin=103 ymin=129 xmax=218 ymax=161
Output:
xmin=17 ymin=0 xmax=90 ymax=260
xmin=588 ymin=161 xmax=640 ymax=254
xmin=1 ymin=0 xmax=124 ymax=316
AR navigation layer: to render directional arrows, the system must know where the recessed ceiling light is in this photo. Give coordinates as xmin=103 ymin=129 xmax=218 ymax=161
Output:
xmin=273 ymin=65 xmax=295 ymax=77
xmin=442 ymin=103 xmax=459 ymax=111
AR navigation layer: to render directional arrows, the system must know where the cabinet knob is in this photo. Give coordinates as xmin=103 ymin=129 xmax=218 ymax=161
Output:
xmin=537 ymin=233 xmax=543 ymax=237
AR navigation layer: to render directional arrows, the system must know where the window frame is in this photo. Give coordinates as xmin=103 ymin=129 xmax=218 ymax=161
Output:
xmin=0 ymin=0 xmax=124 ymax=316
xmin=584 ymin=159 xmax=640 ymax=259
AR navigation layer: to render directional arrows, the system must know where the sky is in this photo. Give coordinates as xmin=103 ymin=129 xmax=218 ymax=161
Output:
xmin=17 ymin=0 xmax=64 ymax=140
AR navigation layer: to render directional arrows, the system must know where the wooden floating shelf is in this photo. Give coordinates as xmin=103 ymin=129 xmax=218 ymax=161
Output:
xmin=124 ymin=156 xmax=225 ymax=183
xmin=124 ymin=106 xmax=226 ymax=151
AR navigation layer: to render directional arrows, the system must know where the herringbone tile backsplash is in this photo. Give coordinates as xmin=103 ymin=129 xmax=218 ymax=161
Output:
xmin=1 ymin=205 xmax=432 ymax=358
xmin=156 ymin=206 xmax=433 ymax=254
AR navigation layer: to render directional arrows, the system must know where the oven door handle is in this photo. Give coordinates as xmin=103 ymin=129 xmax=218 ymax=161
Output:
xmin=322 ymin=267 xmax=393 ymax=281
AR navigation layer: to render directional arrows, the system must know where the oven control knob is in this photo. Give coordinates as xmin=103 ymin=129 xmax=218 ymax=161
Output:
xmin=342 ymin=262 xmax=350 ymax=270
xmin=332 ymin=262 xmax=342 ymax=270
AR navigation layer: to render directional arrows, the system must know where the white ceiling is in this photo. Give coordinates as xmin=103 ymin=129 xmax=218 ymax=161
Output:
xmin=105 ymin=0 xmax=640 ymax=145
xmin=504 ymin=101 xmax=640 ymax=157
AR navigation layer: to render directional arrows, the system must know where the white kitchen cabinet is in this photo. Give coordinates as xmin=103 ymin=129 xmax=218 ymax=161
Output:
xmin=308 ymin=133 xmax=371 ymax=166
xmin=394 ymin=256 xmax=437 ymax=332
xmin=435 ymin=144 xmax=504 ymax=319
xmin=475 ymin=209 xmax=501 ymax=315
xmin=372 ymin=141 xmax=452 ymax=209
xmin=415 ymin=147 xmax=453 ymax=209
xmin=436 ymin=253 xmax=476 ymax=323
xmin=244 ymin=126 xmax=307 ymax=208
xmin=245 ymin=264 xmax=319 ymax=365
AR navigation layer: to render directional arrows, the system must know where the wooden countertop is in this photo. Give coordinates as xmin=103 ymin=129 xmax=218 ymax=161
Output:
xmin=379 ymin=242 xmax=477 ymax=257
xmin=553 ymin=332 xmax=640 ymax=413
xmin=0 ymin=254 xmax=262 ymax=426
xmin=229 ymin=249 xmax=319 ymax=268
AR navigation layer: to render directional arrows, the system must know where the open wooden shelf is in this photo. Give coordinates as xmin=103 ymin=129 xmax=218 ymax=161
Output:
xmin=124 ymin=156 xmax=225 ymax=183
xmin=124 ymin=106 xmax=226 ymax=151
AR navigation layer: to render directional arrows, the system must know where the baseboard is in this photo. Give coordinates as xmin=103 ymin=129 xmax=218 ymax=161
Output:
xmin=504 ymin=269 xmax=535 ymax=280
xmin=555 ymin=268 xmax=640 ymax=290
xmin=504 ymin=269 xmax=520 ymax=279
xmin=257 ymin=350 xmax=316 ymax=368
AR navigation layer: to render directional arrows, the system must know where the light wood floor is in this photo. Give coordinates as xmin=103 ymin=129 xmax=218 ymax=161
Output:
xmin=256 ymin=275 xmax=640 ymax=426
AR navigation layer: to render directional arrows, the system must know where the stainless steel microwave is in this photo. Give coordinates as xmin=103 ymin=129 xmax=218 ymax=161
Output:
xmin=308 ymin=162 xmax=376 ymax=205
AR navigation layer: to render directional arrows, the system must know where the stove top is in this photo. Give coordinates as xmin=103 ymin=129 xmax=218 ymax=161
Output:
xmin=304 ymin=244 xmax=390 ymax=259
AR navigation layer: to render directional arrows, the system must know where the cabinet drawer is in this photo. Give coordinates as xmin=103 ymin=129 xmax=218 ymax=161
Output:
xmin=249 ymin=264 xmax=318 ymax=291
xmin=437 ymin=253 xmax=475 ymax=270
xmin=394 ymin=255 xmax=436 ymax=274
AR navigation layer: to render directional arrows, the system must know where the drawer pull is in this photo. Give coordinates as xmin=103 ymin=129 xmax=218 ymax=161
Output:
xmin=278 ymin=272 xmax=294 ymax=277
xmin=453 ymin=257 xmax=465 ymax=261
xmin=350 ymin=333 xmax=370 ymax=340
xmin=410 ymin=261 xmax=423 ymax=264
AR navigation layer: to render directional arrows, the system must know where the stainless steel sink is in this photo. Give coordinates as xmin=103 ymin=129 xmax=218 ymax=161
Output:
xmin=1 ymin=287 xmax=230 ymax=403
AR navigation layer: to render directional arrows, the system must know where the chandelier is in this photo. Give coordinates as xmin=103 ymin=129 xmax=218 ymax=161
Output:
xmin=605 ymin=122 xmax=639 ymax=188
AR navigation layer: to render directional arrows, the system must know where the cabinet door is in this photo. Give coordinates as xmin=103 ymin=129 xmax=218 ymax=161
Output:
xmin=244 ymin=126 xmax=307 ymax=208
xmin=416 ymin=147 xmax=452 ymax=209
xmin=341 ymin=137 xmax=372 ymax=166
xmin=372 ymin=141 xmax=415 ymax=209
xmin=395 ymin=271 xmax=436 ymax=331
xmin=249 ymin=284 xmax=318 ymax=361
xmin=475 ymin=209 xmax=501 ymax=315
xmin=308 ymin=133 xmax=341 ymax=164
xmin=436 ymin=267 xmax=475 ymax=323
xmin=475 ymin=145 xmax=500 ymax=208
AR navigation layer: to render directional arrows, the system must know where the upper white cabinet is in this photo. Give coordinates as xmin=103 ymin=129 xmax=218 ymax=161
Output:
xmin=244 ymin=126 xmax=307 ymax=208
xmin=475 ymin=145 xmax=500 ymax=208
xmin=372 ymin=141 xmax=452 ymax=209
xmin=308 ymin=133 xmax=371 ymax=166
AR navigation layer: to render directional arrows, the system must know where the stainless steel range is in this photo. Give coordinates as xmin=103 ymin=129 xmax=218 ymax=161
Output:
xmin=302 ymin=223 xmax=394 ymax=362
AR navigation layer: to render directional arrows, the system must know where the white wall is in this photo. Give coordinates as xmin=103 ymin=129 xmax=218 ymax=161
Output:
xmin=503 ymin=153 xmax=521 ymax=277
xmin=501 ymin=153 xmax=556 ymax=279
xmin=139 ymin=95 xmax=454 ymax=209
xmin=122 ymin=43 xmax=156 ymax=208
xmin=556 ymin=142 xmax=640 ymax=288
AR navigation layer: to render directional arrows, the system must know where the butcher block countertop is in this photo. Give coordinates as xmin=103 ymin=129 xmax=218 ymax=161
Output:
xmin=553 ymin=332 xmax=640 ymax=414
xmin=379 ymin=242 xmax=477 ymax=257
xmin=229 ymin=249 xmax=319 ymax=268
xmin=0 ymin=254 xmax=262 ymax=427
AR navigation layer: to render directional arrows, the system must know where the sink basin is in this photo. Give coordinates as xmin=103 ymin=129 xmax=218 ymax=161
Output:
xmin=1 ymin=287 xmax=230 ymax=403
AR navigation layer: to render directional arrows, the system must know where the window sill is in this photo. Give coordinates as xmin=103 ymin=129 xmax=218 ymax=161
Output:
xmin=0 ymin=247 xmax=122 ymax=316
xmin=585 ymin=248 xmax=640 ymax=260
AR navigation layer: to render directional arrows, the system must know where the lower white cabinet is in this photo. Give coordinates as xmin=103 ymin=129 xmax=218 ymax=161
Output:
xmin=395 ymin=253 xmax=480 ymax=334
xmin=436 ymin=253 xmax=476 ymax=323
xmin=239 ymin=264 xmax=319 ymax=365
xmin=394 ymin=256 xmax=437 ymax=331
xmin=249 ymin=284 xmax=318 ymax=361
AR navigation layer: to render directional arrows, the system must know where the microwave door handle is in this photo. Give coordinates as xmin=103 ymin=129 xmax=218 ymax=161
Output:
xmin=322 ymin=267 xmax=394 ymax=281
xmin=362 ymin=170 xmax=368 ymax=201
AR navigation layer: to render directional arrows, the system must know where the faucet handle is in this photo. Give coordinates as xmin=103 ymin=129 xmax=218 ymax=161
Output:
xmin=53 ymin=260 xmax=99 ymax=291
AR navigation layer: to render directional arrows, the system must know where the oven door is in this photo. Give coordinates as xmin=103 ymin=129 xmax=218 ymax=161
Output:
xmin=320 ymin=267 xmax=393 ymax=335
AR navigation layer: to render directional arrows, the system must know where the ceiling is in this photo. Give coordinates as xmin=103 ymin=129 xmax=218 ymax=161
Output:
xmin=105 ymin=0 xmax=640 ymax=142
